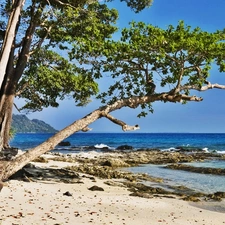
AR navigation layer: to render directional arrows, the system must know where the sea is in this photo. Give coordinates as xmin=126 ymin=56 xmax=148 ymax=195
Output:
xmin=10 ymin=132 xmax=225 ymax=194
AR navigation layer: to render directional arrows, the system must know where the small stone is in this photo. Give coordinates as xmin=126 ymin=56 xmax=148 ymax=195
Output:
xmin=63 ymin=191 xmax=73 ymax=196
xmin=88 ymin=186 xmax=104 ymax=191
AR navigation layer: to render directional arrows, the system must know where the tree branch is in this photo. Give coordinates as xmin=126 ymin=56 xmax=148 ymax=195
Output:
xmin=174 ymin=66 xmax=184 ymax=93
xmin=31 ymin=26 xmax=52 ymax=53
xmin=105 ymin=93 xmax=203 ymax=114
xmin=0 ymin=0 xmax=25 ymax=89
xmin=14 ymin=2 xmax=41 ymax=81
xmin=0 ymin=91 xmax=204 ymax=180
xmin=181 ymin=82 xmax=225 ymax=91
xmin=15 ymin=81 xmax=30 ymax=96
xmin=101 ymin=112 xmax=140 ymax=131
xmin=81 ymin=126 xmax=92 ymax=132
xmin=51 ymin=0 xmax=93 ymax=9
xmin=51 ymin=0 xmax=76 ymax=8
xmin=13 ymin=103 xmax=21 ymax=113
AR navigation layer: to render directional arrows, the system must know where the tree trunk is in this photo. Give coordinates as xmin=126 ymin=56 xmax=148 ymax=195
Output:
xmin=0 ymin=0 xmax=25 ymax=89
xmin=0 ymin=108 xmax=102 ymax=181
xmin=0 ymin=2 xmax=38 ymax=150
xmin=0 ymin=95 xmax=14 ymax=150
xmin=0 ymin=0 xmax=26 ymax=150
xmin=0 ymin=73 xmax=16 ymax=150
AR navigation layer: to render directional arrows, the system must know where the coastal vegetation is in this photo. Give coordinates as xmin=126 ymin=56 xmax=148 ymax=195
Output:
xmin=0 ymin=0 xmax=225 ymax=182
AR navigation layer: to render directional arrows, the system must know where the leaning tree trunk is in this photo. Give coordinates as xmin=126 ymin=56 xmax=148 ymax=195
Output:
xmin=0 ymin=92 xmax=202 ymax=181
xmin=0 ymin=108 xmax=103 ymax=181
xmin=0 ymin=94 xmax=141 ymax=181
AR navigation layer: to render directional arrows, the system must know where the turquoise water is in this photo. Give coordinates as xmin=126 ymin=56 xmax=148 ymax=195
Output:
xmin=10 ymin=132 xmax=225 ymax=193
xmin=185 ymin=160 xmax=225 ymax=169
xmin=125 ymin=164 xmax=225 ymax=193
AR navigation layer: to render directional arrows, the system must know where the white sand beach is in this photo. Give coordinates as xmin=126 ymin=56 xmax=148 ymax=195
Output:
xmin=1 ymin=157 xmax=225 ymax=225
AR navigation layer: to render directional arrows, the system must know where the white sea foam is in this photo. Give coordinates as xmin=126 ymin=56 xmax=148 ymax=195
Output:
xmin=165 ymin=148 xmax=174 ymax=151
xmin=161 ymin=147 xmax=179 ymax=152
xmin=94 ymin=143 xmax=111 ymax=149
xmin=217 ymin=151 xmax=225 ymax=154
xmin=202 ymin=148 xmax=209 ymax=152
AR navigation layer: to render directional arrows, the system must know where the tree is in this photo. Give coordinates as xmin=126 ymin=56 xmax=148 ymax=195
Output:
xmin=0 ymin=0 xmax=153 ymax=150
xmin=0 ymin=0 xmax=25 ymax=150
xmin=1 ymin=20 xmax=225 ymax=181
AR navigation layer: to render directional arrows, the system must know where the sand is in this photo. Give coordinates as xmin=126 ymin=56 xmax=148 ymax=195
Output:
xmin=1 ymin=159 xmax=225 ymax=225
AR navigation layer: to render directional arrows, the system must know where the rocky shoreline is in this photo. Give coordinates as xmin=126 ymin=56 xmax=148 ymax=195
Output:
xmin=2 ymin=149 xmax=225 ymax=224
xmin=11 ymin=149 xmax=225 ymax=203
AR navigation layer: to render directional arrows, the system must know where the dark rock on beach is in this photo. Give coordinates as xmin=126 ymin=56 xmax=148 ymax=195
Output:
xmin=122 ymin=151 xmax=195 ymax=165
xmin=9 ymin=163 xmax=81 ymax=183
xmin=0 ymin=147 xmax=18 ymax=160
xmin=182 ymin=196 xmax=201 ymax=202
xmin=88 ymin=185 xmax=104 ymax=191
xmin=101 ymin=158 xmax=130 ymax=167
xmin=58 ymin=141 xmax=71 ymax=146
xmin=81 ymin=145 xmax=110 ymax=151
xmin=63 ymin=191 xmax=73 ymax=196
xmin=66 ymin=164 xmax=138 ymax=181
xmin=175 ymin=146 xmax=203 ymax=152
xmin=116 ymin=145 xmax=133 ymax=150
xmin=207 ymin=192 xmax=225 ymax=201
xmin=165 ymin=163 xmax=225 ymax=176
xmin=125 ymin=181 xmax=201 ymax=200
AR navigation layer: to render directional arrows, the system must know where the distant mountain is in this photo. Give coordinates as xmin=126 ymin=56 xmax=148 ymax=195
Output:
xmin=12 ymin=114 xmax=58 ymax=133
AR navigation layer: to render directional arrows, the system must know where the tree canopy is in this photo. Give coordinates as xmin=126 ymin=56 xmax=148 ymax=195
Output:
xmin=13 ymin=1 xmax=118 ymax=111
xmin=70 ymin=20 xmax=225 ymax=117
xmin=0 ymin=0 xmax=224 ymax=122
xmin=0 ymin=0 xmax=152 ymax=113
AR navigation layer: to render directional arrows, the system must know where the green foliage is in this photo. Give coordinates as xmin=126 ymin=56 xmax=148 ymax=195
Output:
xmin=17 ymin=48 xmax=99 ymax=111
xmin=70 ymin=20 xmax=225 ymax=116
xmin=9 ymin=127 xmax=16 ymax=140
xmin=1 ymin=0 xmax=119 ymax=112
xmin=42 ymin=2 xmax=119 ymax=46
xmin=106 ymin=0 xmax=153 ymax=13
xmin=0 ymin=0 xmax=153 ymax=113
xmin=2 ymin=1 xmax=224 ymax=118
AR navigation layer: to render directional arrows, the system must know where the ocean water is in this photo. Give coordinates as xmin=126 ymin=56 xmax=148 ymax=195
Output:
xmin=10 ymin=132 xmax=225 ymax=152
xmin=10 ymin=132 xmax=225 ymax=193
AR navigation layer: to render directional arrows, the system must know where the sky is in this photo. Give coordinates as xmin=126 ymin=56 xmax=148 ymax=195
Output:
xmin=14 ymin=0 xmax=225 ymax=133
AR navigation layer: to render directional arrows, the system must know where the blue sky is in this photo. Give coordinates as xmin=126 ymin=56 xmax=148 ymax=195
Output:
xmin=14 ymin=0 xmax=225 ymax=133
